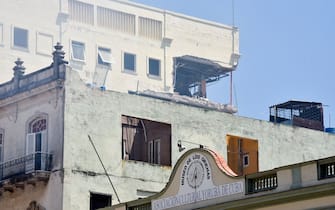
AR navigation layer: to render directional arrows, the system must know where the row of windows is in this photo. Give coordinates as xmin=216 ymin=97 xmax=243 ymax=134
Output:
xmin=0 ymin=23 xmax=54 ymax=56
xmin=71 ymin=40 xmax=161 ymax=77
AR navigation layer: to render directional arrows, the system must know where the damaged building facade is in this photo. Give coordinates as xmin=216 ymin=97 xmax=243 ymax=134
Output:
xmin=1 ymin=46 xmax=335 ymax=209
xmin=0 ymin=1 xmax=335 ymax=210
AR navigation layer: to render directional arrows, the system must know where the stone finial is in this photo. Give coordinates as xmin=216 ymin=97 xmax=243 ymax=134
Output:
xmin=13 ymin=58 xmax=25 ymax=78
xmin=52 ymin=42 xmax=67 ymax=64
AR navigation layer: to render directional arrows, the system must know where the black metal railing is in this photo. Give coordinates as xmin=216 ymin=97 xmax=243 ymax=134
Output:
xmin=247 ymin=173 xmax=278 ymax=194
xmin=0 ymin=152 xmax=52 ymax=181
xmin=319 ymin=161 xmax=335 ymax=180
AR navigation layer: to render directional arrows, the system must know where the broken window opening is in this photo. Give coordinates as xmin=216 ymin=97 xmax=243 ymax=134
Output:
xmin=122 ymin=116 xmax=171 ymax=166
xmin=173 ymin=55 xmax=232 ymax=98
xmin=90 ymin=193 xmax=111 ymax=210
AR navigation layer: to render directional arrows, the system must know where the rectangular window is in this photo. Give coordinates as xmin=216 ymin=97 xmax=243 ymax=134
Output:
xmin=123 ymin=52 xmax=136 ymax=72
xmin=36 ymin=32 xmax=53 ymax=56
xmin=148 ymin=58 xmax=160 ymax=77
xmin=90 ymin=193 xmax=111 ymax=210
xmin=122 ymin=116 xmax=171 ymax=166
xmin=71 ymin=41 xmax=85 ymax=61
xmin=319 ymin=161 xmax=335 ymax=180
xmin=243 ymin=154 xmax=249 ymax=167
xmin=13 ymin=27 xmax=28 ymax=49
xmin=97 ymin=47 xmax=112 ymax=67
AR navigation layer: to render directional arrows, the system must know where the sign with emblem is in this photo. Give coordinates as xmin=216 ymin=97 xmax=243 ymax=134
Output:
xmin=152 ymin=153 xmax=244 ymax=210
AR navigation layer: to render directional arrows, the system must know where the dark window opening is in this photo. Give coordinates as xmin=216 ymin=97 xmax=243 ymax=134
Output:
xmin=90 ymin=193 xmax=111 ymax=210
xmin=243 ymin=155 xmax=249 ymax=167
xmin=14 ymin=27 xmax=28 ymax=49
xmin=319 ymin=161 xmax=335 ymax=180
xmin=122 ymin=115 xmax=171 ymax=166
xmin=148 ymin=58 xmax=160 ymax=77
xmin=124 ymin=52 xmax=136 ymax=72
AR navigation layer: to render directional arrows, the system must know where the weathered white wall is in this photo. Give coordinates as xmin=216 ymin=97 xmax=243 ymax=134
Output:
xmin=62 ymin=69 xmax=335 ymax=208
xmin=0 ymin=84 xmax=64 ymax=209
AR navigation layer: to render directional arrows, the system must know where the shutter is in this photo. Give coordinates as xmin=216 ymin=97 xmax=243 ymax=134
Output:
xmin=26 ymin=133 xmax=35 ymax=155
xmin=41 ymin=130 xmax=48 ymax=153
xmin=26 ymin=133 xmax=36 ymax=173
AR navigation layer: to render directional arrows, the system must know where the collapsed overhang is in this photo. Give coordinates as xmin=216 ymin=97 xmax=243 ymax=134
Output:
xmin=173 ymin=55 xmax=234 ymax=97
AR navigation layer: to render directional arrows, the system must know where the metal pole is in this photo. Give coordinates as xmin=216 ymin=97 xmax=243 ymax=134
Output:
xmin=88 ymin=135 xmax=121 ymax=203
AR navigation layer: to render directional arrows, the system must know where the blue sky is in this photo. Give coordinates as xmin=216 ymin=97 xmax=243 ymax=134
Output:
xmin=130 ymin=0 xmax=335 ymax=127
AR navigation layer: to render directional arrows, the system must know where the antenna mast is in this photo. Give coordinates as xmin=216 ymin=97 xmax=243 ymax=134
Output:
xmin=230 ymin=0 xmax=236 ymax=107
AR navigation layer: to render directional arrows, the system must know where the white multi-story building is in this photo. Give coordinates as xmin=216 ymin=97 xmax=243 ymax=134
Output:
xmin=0 ymin=0 xmax=239 ymax=99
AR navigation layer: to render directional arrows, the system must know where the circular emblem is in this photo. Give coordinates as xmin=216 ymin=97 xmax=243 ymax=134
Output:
xmin=186 ymin=160 xmax=205 ymax=189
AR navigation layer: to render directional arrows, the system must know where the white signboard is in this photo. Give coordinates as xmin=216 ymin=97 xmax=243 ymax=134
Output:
xmin=152 ymin=153 xmax=244 ymax=210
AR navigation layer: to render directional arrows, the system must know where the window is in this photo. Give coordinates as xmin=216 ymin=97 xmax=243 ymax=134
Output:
xmin=243 ymin=154 xmax=249 ymax=167
xmin=123 ymin=52 xmax=136 ymax=72
xmin=149 ymin=139 xmax=160 ymax=164
xmin=148 ymin=58 xmax=160 ymax=77
xmin=122 ymin=116 xmax=171 ymax=166
xmin=319 ymin=161 xmax=335 ymax=180
xmin=13 ymin=27 xmax=28 ymax=49
xmin=226 ymin=135 xmax=258 ymax=176
xmin=97 ymin=47 xmax=112 ymax=67
xmin=36 ymin=32 xmax=53 ymax=56
xmin=0 ymin=129 xmax=3 ymax=163
xmin=71 ymin=41 xmax=85 ymax=61
xmin=26 ymin=117 xmax=48 ymax=172
xmin=90 ymin=193 xmax=111 ymax=210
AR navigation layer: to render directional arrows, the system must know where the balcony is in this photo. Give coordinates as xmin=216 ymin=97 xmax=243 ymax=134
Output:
xmin=0 ymin=152 xmax=52 ymax=194
xmin=247 ymin=173 xmax=278 ymax=194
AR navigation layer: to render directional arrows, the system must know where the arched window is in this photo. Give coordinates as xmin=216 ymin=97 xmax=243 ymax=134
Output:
xmin=26 ymin=116 xmax=48 ymax=172
xmin=29 ymin=118 xmax=47 ymax=133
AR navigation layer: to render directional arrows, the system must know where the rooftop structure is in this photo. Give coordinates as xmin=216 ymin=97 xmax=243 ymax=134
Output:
xmin=270 ymin=100 xmax=324 ymax=131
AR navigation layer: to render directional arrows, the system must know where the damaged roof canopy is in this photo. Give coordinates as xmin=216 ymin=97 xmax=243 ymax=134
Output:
xmin=174 ymin=55 xmax=233 ymax=97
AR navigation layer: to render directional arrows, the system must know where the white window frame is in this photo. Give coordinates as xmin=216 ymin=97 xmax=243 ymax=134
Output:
xmin=26 ymin=117 xmax=48 ymax=173
xmin=36 ymin=31 xmax=54 ymax=57
xmin=71 ymin=40 xmax=86 ymax=62
xmin=148 ymin=139 xmax=161 ymax=164
xmin=148 ymin=57 xmax=161 ymax=78
xmin=12 ymin=26 xmax=29 ymax=50
xmin=123 ymin=52 xmax=136 ymax=73
xmin=97 ymin=46 xmax=112 ymax=68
